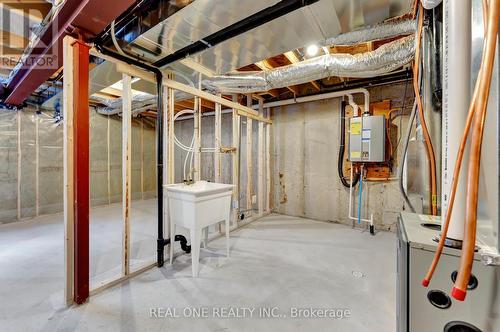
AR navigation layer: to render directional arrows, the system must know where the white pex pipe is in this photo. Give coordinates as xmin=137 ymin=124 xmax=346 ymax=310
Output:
xmin=257 ymin=88 xmax=370 ymax=117
xmin=441 ymin=0 xmax=471 ymax=241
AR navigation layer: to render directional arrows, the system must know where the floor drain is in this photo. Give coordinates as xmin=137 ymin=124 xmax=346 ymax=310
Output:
xmin=352 ymin=271 xmax=364 ymax=278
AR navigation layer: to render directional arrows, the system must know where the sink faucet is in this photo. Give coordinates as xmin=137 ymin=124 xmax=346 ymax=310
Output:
xmin=184 ymin=168 xmax=195 ymax=185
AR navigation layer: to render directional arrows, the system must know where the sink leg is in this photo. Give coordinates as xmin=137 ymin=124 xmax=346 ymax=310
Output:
xmin=191 ymin=227 xmax=201 ymax=277
xmin=203 ymin=227 xmax=209 ymax=248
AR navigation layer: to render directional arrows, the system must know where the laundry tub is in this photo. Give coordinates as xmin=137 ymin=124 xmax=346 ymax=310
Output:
xmin=165 ymin=181 xmax=234 ymax=277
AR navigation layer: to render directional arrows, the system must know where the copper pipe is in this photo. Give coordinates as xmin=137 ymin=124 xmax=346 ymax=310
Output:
xmin=422 ymin=0 xmax=490 ymax=287
xmin=413 ymin=4 xmax=439 ymax=215
xmin=452 ymin=0 xmax=499 ymax=301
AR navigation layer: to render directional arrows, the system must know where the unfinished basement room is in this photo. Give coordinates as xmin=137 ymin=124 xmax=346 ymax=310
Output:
xmin=0 ymin=0 xmax=499 ymax=331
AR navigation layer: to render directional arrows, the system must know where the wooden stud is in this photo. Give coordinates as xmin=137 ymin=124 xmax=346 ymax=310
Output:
xmin=246 ymin=95 xmax=253 ymax=210
xmin=162 ymin=83 xmax=170 ymax=241
xmin=258 ymin=100 xmax=264 ymax=215
xmin=214 ymin=95 xmax=222 ymax=182
xmin=231 ymin=95 xmax=240 ymax=223
xmin=122 ymin=73 xmax=132 ymax=276
xmin=62 ymin=35 xmax=75 ymax=306
xmin=194 ymin=73 xmax=202 ymax=181
xmin=265 ymin=108 xmax=271 ymax=212
xmin=168 ymin=86 xmax=175 ymax=183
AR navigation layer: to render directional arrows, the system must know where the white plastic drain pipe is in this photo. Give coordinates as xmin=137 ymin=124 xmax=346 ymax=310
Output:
xmin=257 ymin=88 xmax=370 ymax=116
xmin=441 ymin=0 xmax=471 ymax=241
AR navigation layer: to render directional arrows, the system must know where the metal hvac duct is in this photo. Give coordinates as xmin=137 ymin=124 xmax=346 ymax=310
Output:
xmin=203 ymin=35 xmax=415 ymax=94
xmin=323 ymin=19 xmax=416 ymax=46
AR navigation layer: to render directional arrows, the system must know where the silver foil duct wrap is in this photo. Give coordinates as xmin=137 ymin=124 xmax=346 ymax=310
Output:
xmin=324 ymin=19 xmax=416 ymax=46
xmin=204 ymin=35 xmax=415 ymax=94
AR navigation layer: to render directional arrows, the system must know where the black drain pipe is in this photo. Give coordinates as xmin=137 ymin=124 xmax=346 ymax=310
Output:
xmin=93 ymin=44 xmax=190 ymax=267
xmin=153 ymin=0 xmax=321 ymax=68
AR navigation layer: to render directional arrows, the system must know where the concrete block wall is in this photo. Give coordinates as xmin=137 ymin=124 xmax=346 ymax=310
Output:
xmin=0 ymin=107 xmax=157 ymax=224
xmin=271 ymin=82 xmax=416 ymax=231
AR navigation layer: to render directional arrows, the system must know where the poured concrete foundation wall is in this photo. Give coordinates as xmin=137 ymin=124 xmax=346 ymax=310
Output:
xmin=271 ymin=82 xmax=416 ymax=231
xmin=0 ymin=107 xmax=157 ymax=224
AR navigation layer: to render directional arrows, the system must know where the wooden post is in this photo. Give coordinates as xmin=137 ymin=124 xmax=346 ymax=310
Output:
xmin=162 ymin=84 xmax=170 ymax=242
xmin=231 ymin=95 xmax=240 ymax=223
xmin=168 ymin=87 xmax=175 ymax=183
xmin=122 ymin=73 xmax=132 ymax=276
xmin=72 ymin=39 xmax=90 ymax=305
xmin=258 ymin=100 xmax=264 ymax=215
xmin=265 ymin=108 xmax=271 ymax=212
xmin=63 ymin=36 xmax=75 ymax=306
xmin=194 ymin=73 xmax=202 ymax=181
xmin=214 ymin=96 xmax=222 ymax=182
xmin=246 ymin=95 xmax=253 ymax=211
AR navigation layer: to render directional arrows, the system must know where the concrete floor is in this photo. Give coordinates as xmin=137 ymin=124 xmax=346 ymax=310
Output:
xmin=0 ymin=210 xmax=397 ymax=332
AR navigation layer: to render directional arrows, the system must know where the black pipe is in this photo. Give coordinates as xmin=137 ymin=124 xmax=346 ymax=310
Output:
xmin=94 ymin=44 xmax=190 ymax=267
xmin=338 ymin=101 xmax=359 ymax=188
xmin=153 ymin=0 xmax=321 ymax=68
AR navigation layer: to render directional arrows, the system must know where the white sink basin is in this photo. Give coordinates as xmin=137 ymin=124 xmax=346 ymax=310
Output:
xmin=165 ymin=181 xmax=234 ymax=198
xmin=164 ymin=181 xmax=234 ymax=277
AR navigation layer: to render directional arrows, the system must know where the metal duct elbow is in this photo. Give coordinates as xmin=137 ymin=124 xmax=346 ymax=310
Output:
xmin=204 ymin=35 xmax=415 ymax=94
xmin=324 ymin=19 xmax=416 ymax=46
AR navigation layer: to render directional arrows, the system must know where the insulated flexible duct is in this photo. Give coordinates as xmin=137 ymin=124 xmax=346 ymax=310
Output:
xmin=324 ymin=19 xmax=416 ymax=46
xmin=203 ymin=35 xmax=416 ymax=94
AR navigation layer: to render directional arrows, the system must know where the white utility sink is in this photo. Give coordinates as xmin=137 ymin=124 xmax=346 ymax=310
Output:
xmin=164 ymin=181 xmax=234 ymax=277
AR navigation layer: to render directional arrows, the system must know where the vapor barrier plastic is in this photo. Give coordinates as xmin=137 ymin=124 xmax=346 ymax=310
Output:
xmin=130 ymin=117 xmax=157 ymax=270
xmin=90 ymin=111 xmax=122 ymax=289
xmin=38 ymin=111 xmax=63 ymax=215
xmin=0 ymin=109 xmax=18 ymax=223
xmin=20 ymin=111 xmax=36 ymax=219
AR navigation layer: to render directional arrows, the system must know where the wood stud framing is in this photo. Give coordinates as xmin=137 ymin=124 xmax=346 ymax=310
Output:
xmin=258 ymin=100 xmax=264 ymax=215
xmin=214 ymin=95 xmax=222 ymax=182
xmin=63 ymin=36 xmax=75 ymax=306
xmin=265 ymin=108 xmax=272 ymax=212
xmin=61 ymin=48 xmax=274 ymax=306
xmin=122 ymin=73 xmax=132 ymax=276
xmin=231 ymin=94 xmax=240 ymax=223
xmin=246 ymin=95 xmax=253 ymax=211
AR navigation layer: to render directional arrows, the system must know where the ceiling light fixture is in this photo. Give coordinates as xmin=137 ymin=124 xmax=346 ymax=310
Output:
xmin=306 ymin=44 xmax=319 ymax=57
